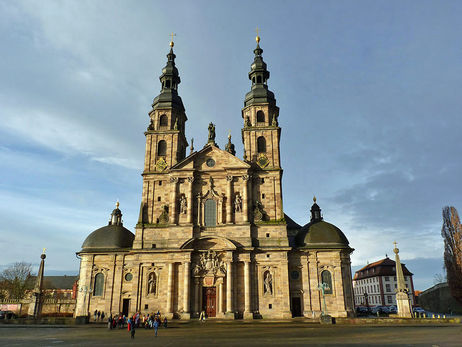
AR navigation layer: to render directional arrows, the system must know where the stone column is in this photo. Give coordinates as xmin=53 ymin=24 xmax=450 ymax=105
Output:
xmin=194 ymin=278 xmax=200 ymax=315
xmin=217 ymin=282 xmax=222 ymax=315
xmin=187 ymin=177 xmax=194 ymax=224
xmin=226 ymin=262 xmax=233 ymax=316
xmin=301 ymin=256 xmax=312 ymax=315
xmin=183 ymin=262 xmax=191 ymax=319
xmin=197 ymin=194 xmax=202 ymax=227
xmin=244 ymin=261 xmax=252 ymax=319
xmin=170 ymin=177 xmax=179 ymax=225
xmin=166 ymin=262 xmax=174 ymax=316
xmin=226 ymin=175 xmax=233 ymax=224
xmin=242 ymin=175 xmax=249 ymax=223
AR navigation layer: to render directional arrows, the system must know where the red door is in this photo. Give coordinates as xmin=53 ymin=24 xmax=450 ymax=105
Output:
xmin=202 ymin=287 xmax=216 ymax=317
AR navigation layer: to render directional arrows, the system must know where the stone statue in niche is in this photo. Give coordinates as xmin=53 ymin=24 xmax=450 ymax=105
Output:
xmin=245 ymin=116 xmax=252 ymax=127
xmin=264 ymin=270 xmax=273 ymax=295
xmin=179 ymin=195 xmax=187 ymax=214
xmin=147 ymin=119 xmax=154 ymax=130
xmin=147 ymin=272 xmax=157 ymax=294
xmin=234 ymin=194 xmax=242 ymax=212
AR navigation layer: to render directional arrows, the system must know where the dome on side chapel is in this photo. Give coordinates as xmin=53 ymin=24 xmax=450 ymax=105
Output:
xmin=81 ymin=203 xmax=134 ymax=251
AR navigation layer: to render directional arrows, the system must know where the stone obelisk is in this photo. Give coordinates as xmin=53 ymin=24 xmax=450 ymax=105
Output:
xmin=28 ymin=249 xmax=46 ymax=318
xmin=393 ymin=242 xmax=412 ymax=318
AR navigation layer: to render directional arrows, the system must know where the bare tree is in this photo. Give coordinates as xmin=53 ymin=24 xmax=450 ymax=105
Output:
xmin=0 ymin=262 xmax=34 ymax=299
xmin=442 ymin=206 xmax=462 ymax=305
xmin=433 ymin=273 xmax=446 ymax=285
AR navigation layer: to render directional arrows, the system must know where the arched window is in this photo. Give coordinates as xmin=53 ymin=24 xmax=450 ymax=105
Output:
xmin=204 ymin=199 xmax=216 ymax=227
xmin=165 ymin=80 xmax=171 ymax=88
xmin=93 ymin=273 xmax=104 ymax=296
xmin=321 ymin=270 xmax=333 ymax=294
xmin=257 ymin=136 xmax=266 ymax=153
xmin=257 ymin=75 xmax=262 ymax=84
xmin=157 ymin=140 xmax=167 ymax=157
xmin=159 ymin=114 xmax=168 ymax=127
xmin=256 ymin=110 xmax=265 ymax=123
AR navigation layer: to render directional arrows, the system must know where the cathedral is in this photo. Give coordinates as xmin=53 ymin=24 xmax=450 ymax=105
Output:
xmin=75 ymin=36 xmax=355 ymax=321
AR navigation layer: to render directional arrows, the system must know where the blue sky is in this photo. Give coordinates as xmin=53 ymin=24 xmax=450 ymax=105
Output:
xmin=1 ymin=0 xmax=461 ymax=290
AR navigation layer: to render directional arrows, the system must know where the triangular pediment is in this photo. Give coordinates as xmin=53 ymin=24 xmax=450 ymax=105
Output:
xmin=171 ymin=144 xmax=250 ymax=172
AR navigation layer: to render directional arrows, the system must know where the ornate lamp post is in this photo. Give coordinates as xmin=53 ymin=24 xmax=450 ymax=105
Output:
xmin=317 ymin=282 xmax=334 ymax=324
xmin=364 ymin=292 xmax=369 ymax=312
xmin=78 ymin=285 xmax=92 ymax=320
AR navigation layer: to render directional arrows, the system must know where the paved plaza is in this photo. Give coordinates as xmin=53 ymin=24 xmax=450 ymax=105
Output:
xmin=0 ymin=321 xmax=461 ymax=346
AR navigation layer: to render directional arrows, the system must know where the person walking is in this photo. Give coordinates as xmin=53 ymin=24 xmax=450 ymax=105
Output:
xmin=108 ymin=314 xmax=112 ymax=330
xmin=163 ymin=317 xmax=168 ymax=328
xmin=94 ymin=310 xmax=98 ymax=321
xmin=101 ymin=311 xmax=105 ymax=321
xmin=130 ymin=323 xmax=136 ymax=339
xmin=97 ymin=310 xmax=101 ymax=321
xmin=153 ymin=318 xmax=159 ymax=337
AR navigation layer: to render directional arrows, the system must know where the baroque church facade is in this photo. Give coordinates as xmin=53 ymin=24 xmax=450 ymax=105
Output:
xmin=75 ymin=37 xmax=355 ymax=320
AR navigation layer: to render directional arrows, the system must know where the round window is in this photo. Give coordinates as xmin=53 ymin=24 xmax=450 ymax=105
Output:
xmin=290 ymin=270 xmax=300 ymax=280
xmin=125 ymin=273 xmax=133 ymax=281
xmin=206 ymin=158 xmax=215 ymax=167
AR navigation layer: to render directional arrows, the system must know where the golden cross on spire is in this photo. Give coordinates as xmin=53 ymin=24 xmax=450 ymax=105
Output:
xmin=42 ymin=248 xmax=46 ymax=254
xmin=256 ymin=26 xmax=260 ymax=43
xmin=170 ymin=32 xmax=176 ymax=47
xmin=393 ymin=241 xmax=397 ymax=248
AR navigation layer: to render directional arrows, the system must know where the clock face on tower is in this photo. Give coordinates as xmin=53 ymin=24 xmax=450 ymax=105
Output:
xmin=206 ymin=158 xmax=215 ymax=167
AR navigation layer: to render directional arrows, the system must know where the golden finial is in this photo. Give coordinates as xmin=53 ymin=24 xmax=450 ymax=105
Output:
xmin=313 ymin=196 xmax=317 ymax=203
xmin=42 ymin=248 xmax=46 ymax=254
xmin=393 ymin=241 xmax=399 ymax=254
xmin=228 ymin=130 xmax=231 ymax=140
xmin=256 ymin=26 xmax=260 ymax=43
xmin=116 ymin=200 xmax=120 ymax=209
xmin=170 ymin=32 xmax=176 ymax=47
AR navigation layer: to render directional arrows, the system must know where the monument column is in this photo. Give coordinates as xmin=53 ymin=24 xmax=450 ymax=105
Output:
xmin=166 ymin=262 xmax=174 ymax=317
xmin=187 ymin=177 xmax=194 ymax=224
xmin=170 ymin=177 xmax=179 ymax=225
xmin=183 ymin=262 xmax=191 ymax=319
xmin=226 ymin=262 xmax=233 ymax=317
xmin=394 ymin=242 xmax=412 ymax=318
xmin=242 ymin=175 xmax=249 ymax=223
xmin=226 ymin=175 xmax=233 ymax=223
xmin=244 ymin=260 xmax=252 ymax=319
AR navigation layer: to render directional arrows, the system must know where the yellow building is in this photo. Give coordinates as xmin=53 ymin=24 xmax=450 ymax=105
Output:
xmin=75 ymin=37 xmax=355 ymax=321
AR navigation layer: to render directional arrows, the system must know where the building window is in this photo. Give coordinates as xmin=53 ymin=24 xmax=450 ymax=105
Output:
xmin=321 ymin=270 xmax=333 ymax=294
xmin=159 ymin=181 xmax=162 ymax=186
xmin=93 ymin=273 xmax=104 ymax=296
xmin=261 ymin=178 xmax=265 ymax=184
xmin=385 ymin=276 xmax=389 ymax=281
xmin=159 ymin=114 xmax=168 ymax=127
xmin=157 ymin=140 xmax=167 ymax=157
xmin=257 ymin=110 xmax=265 ymax=123
xmin=386 ymin=284 xmax=391 ymax=292
xmin=387 ymin=295 xmax=393 ymax=304
xmin=124 ymin=273 xmax=133 ymax=281
xmin=204 ymin=199 xmax=217 ymax=227
xmin=257 ymin=136 xmax=266 ymax=153
xmin=262 ymin=193 xmax=265 ymax=199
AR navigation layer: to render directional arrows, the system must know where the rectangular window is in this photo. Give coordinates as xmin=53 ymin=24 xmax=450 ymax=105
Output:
xmin=269 ymin=304 xmax=272 ymax=309
xmin=386 ymin=284 xmax=391 ymax=292
xmin=261 ymin=178 xmax=265 ymax=184
xmin=157 ymin=196 xmax=161 ymax=201
xmin=159 ymin=181 xmax=162 ymax=186
xmin=387 ymin=296 xmax=393 ymax=304
xmin=385 ymin=276 xmax=389 ymax=281
xmin=145 ymin=304 xmax=149 ymax=309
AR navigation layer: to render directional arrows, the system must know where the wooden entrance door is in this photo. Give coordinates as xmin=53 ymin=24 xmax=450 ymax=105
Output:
xmin=202 ymin=287 xmax=216 ymax=317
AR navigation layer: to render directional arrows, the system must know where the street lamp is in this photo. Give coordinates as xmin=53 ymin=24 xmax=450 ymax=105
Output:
xmin=364 ymin=292 xmax=369 ymax=312
xmin=317 ymin=282 xmax=330 ymax=317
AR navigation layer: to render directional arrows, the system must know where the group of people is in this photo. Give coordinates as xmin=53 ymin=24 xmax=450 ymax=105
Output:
xmin=106 ymin=311 xmax=168 ymax=339
xmin=93 ymin=310 xmax=105 ymax=322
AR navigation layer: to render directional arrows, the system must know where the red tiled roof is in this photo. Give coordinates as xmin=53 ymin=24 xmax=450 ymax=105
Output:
xmin=353 ymin=257 xmax=413 ymax=280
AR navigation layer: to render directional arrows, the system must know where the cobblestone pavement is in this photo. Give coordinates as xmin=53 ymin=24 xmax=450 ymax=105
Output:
xmin=0 ymin=321 xmax=461 ymax=346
